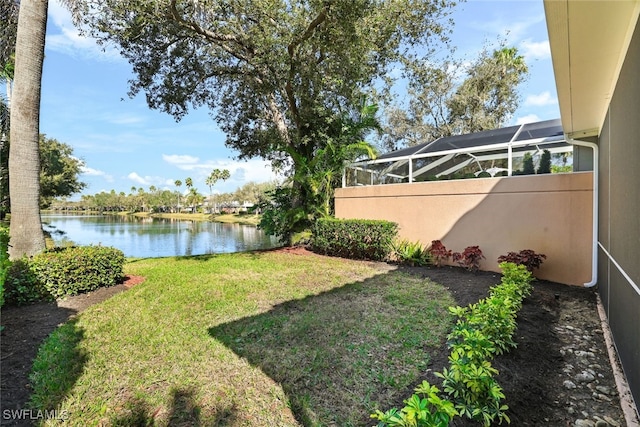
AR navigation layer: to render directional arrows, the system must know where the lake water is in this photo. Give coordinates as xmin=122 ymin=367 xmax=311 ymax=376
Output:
xmin=42 ymin=214 xmax=280 ymax=258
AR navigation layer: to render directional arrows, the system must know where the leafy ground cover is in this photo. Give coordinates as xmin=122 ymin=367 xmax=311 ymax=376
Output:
xmin=0 ymin=248 xmax=627 ymax=426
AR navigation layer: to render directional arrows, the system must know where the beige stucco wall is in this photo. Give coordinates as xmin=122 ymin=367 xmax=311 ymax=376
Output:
xmin=335 ymin=172 xmax=593 ymax=285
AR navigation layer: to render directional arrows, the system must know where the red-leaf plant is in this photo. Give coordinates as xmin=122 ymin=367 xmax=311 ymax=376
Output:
xmin=429 ymin=240 xmax=452 ymax=267
xmin=497 ymin=249 xmax=546 ymax=272
xmin=452 ymin=246 xmax=485 ymax=272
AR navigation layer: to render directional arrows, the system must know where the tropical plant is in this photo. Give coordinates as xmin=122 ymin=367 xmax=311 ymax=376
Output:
xmin=452 ymin=246 xmax=485 ymax=272
xmin=205 ymin=168 xmax=230 ymax=213
xmin=185 ymin=186 xmax=203 ymax=213
xmin=372 ymin=381 xmax=458 ymax=427
xmin=174 ymin=179 xmax=182 ymax=211
xmin=392 ymin=239 xmax=431 ymax=266
xmin=429 ymin=240 xmax=452 ymax=267
xmin=497 ymin=249 xmax=546 ymax=272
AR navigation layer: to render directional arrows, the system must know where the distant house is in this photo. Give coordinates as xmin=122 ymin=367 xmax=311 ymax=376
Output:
xmin=545 ymin=0 xmax=640 ymax=412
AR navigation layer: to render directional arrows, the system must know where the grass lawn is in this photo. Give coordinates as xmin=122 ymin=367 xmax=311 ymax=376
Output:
xmin=29 ymin=251 xmax=455 ymax=426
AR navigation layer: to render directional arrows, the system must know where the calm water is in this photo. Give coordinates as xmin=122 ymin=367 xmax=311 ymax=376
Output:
xmin=42 ymin=214 xmax=280 ymax=258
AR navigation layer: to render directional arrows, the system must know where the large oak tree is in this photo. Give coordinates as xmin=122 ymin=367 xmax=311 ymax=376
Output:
xmin=67 ymin=0 xmax=457 ymax=231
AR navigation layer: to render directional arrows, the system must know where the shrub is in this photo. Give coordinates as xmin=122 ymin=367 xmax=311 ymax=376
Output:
xmin=29 ymin=245 xmax=125 ymax=299
xmin=537 ymin=149 xmax=551 ymax=174
xmin=391 ymin=239 xmax=431 ymax=266
xmin=428 ymin=240 xmax=452 ymax=267
xmin=371 ymin=381 xmax=457 ymax=427
xmin=312 ymin=218 xmax=398 ymax=261
xmin=254 ymin=186 xmax=309 ymax=244
xmin=0 ymin=224 xmax=9 ymax=308
xmin=452 ymin=246 xmax=485 ymax=272
xmin=373 ymin=262 xmax=532 ymax=427
xmin=497 ymin=249 xmax=546 ymax=272
xmin=3 ymin=258 xmax=50 ymax=306
xmin=522 ymin=152 xmax=535 ymax=175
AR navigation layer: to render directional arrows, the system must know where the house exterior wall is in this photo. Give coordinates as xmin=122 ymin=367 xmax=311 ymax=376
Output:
xmin=335 ymin=172 xmax=593 ymax=285
xmin=597 ymin=18 xmax=640 ymax=408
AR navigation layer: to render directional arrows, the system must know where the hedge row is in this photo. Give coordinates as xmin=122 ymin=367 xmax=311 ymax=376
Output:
xmin=373 ymin=262 xmax=534 ymax=427
xmin=312 ymin=218 xmax=398 ymax=261
xmin=4 ymin=245 xmax=125 ymax=305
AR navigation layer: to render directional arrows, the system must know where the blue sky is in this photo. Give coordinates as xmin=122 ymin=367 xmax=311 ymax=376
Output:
xmin=8 ymin=0 xmax=560 ymax=198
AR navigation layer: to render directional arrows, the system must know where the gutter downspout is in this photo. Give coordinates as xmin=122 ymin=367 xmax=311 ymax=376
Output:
xmin=566 ymin=134 xmax=598 ymax=287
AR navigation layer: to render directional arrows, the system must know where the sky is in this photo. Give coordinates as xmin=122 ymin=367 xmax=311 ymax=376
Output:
xmin=5 ymin=0 xmax=560 ymax=199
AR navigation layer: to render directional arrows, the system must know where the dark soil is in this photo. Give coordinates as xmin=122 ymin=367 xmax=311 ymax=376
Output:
xmin=0 ymin=262 xmax=629 ymax=426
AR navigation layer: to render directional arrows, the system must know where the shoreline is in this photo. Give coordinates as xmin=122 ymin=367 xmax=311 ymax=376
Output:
xmin=41 ymin=211 xmax=262 ymax=226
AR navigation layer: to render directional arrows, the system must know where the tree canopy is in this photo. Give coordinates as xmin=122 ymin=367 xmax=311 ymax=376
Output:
xmin=381 ymin=46 xmax=528 ymax=151
xmin=1 ymin=134 xmax=87 ymax=211
xmin=38 ymin=135 xmax=87 ymax=208
xmin=66 ymin=0 xmax=457 ymax=238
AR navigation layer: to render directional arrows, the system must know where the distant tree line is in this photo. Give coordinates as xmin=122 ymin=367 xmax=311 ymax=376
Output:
xmin=49 ymin=181 xmax=278 ymax=214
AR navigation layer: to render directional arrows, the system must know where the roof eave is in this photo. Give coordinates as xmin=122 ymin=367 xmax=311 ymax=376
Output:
xmin=544 ymin=0 xmax=640 ymax=137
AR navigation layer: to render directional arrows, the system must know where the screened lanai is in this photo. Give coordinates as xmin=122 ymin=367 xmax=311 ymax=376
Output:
xmin=344 ymin=119 xmax=573 ymax=187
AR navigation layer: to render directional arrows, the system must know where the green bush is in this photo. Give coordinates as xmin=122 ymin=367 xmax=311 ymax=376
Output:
xmin=312 ymin=218 xmax=398 ymax=261
xmin=0 ymin=224 xmax=9 ymax=308
xmin=29 ymin=245 xmax=125 ymax=299
xmin=392 ymin=239 xmax=431 ymax=266
xmin=3 ymin=258 xmax=50 ymax=306
xmin=373 ymin=262 xmax=533 ymax=427
xmin=537 ymin=149 xmax=551 ymax=174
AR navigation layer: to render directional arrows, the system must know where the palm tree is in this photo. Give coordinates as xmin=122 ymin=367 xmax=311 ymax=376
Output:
xmin=174 ymin=179 xmax=182 ymax=212
xmin=8 ymin=0 xmax=49 ymax=258
xmin=184 ymin=177 xmax=194 ymax=213
xmin=186 ymin=186 xmax=202 ymax=214
xmin=205 ymin=169 xmax=230 ymax=213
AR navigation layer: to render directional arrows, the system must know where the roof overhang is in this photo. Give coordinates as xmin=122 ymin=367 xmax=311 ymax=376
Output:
xmin=544 ymin=0 xmax=640 ymax=138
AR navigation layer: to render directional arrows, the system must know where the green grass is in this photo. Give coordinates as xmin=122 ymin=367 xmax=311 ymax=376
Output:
xmin=29 ymin=251 xmax=455 ymax=426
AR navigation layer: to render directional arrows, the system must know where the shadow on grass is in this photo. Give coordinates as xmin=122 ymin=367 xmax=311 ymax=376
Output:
xmin=209 ymin=270 xmax=455 ymax=426
xmin=0 ymin=302 xmax=81 ymax=426
xmin=28 ymin=318 xmax=88 ymax=413
xmin=109 ymin=387 xmax=237 ymax=426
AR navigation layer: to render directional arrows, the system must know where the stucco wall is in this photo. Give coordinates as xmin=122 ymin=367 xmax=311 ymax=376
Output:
xmin=335 ymin=172 xmax=593 ymax=285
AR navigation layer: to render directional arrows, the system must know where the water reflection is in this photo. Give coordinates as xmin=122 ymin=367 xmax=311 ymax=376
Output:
xmin=42 ymin=215 xmax=280 ymax=258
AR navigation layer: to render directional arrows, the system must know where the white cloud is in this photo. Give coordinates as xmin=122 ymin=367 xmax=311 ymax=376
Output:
xmin=163 ymin=154 xmax=282 ymax=190
xmin=81 ymin=166 xmax=113 ymax=182
xmin=162 ymin=154 xmax=201 ymax=170
xmin=524 ymin=91 xmax=558 ymax=107
xmin=127 ymin=172 xmax=168 ymax=187
xmin=516 ymin=114 xmax=540 ymax=125
xmin=520 ymin=39 xmax=551 ymax=60
xmin=46 ymin=1 xmax=122 ymax=62
xmin=127 ymin=172 xmax=149 ymax=185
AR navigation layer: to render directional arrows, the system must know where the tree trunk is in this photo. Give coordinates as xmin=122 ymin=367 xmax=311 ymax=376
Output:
xmin=8 ymin=0 xmax=48 ymax=259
